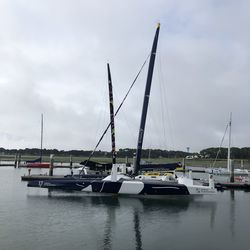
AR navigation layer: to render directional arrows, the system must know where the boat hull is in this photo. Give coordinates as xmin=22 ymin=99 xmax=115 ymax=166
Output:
xmin=28 ymin=179 xmax=94 ymax=191
xmin=86 ymin=180 xmax=216 ymax=195
xmin=205 ymin=168 xmax=249 ymax=176
xmin=20 ymin=163 xmax=50 ymax=168
xmin=28 ymin=178 xmax=216 ymax=195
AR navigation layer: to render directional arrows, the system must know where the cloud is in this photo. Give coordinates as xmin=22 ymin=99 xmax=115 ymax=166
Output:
xmin=0 ymin=0 xmax=249 ymax=152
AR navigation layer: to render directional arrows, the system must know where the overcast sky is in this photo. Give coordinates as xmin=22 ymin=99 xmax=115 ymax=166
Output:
xmin=0 ymin=0 xmax=249 ymax=153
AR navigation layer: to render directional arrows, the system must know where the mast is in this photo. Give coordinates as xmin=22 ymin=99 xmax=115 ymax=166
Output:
xmin=227 ymin=112 xmax=232 ymax=172
xmin=134 ymin=23 xmax=160 ymax=175
xmin=107 ymin=63 xmax=116 ymax=164
xmin=40 ymin=113 xmax=43 ymax=163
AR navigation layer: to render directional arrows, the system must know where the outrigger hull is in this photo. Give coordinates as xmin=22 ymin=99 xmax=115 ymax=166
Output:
xmin=28 ymin=178 xmax=216 ymax=195
xmin=28 ymin=178 xmax=97 ymax=191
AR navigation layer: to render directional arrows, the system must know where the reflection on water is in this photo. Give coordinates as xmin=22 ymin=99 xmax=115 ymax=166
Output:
xmin=1 ymin=168 xmax=250 ymax=250
xmin=230 ymin=190 xmax=235 ymax=237
xmin=134 ymin=210 xmax=142 ymax=250
xmin=103 ymin=199 xmax=115 ymax=250
xmin=25 ymin=193 xmax=218 ymax=250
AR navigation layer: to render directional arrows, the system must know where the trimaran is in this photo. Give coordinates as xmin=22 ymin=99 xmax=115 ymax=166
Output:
xmin=28 ymin=23 xmax=216 ymax=195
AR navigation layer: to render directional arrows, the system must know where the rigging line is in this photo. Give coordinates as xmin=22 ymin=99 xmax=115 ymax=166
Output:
xmin=113 ymin=88 xmax=137 ymax=144
xmin=157 ymin=40 xmax=176 ymax=150
xmin=157 ymin=33 xmax=168 ymax=149
xmin=212 ymin=123 xmax=229 ymax=168
xmin=143 ymin=68 xmax=162 ymax=149
xmin=157 ymin=53 xmax=168 ymax=150
xmin=144 ymin=104 xmax=154 ymax=148
xmin=147 ymin=102 xmax=161 ymax=148
xmin=82 ymin=54 xmax=151 ymax=170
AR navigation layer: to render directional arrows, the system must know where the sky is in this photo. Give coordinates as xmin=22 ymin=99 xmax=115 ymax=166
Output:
xmin=0 ymin=0 xmax=249 ymax=153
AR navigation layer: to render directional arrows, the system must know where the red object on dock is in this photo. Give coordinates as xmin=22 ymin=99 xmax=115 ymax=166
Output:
xmin=26 ymin=163 xmax=50 ymax=168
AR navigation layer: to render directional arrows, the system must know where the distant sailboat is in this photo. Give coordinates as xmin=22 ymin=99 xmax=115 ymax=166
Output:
xmin=20 ymin=114 xmax=50 ymax=168
xmin=206 ymin=113 xmax=249 ymax=176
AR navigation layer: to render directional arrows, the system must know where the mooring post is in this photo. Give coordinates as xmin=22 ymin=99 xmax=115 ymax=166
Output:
xmin=241 ymin=159 xmax=244 ymax=169
xmin=70 ymin=155 xmax=73 ymax=168
xmin=125 ymin=156 xmax=128 ymax=164
xmin=49 ymin=154 xmax=54 ymax=176
xmin=182 ymin=158 xmax=186 ymax=173
xmin=132 ymin=156 xmax=136 ymax=175
xmin=188 ymin=170 xmax=192 ymax=179
xmin=230 ymin=159 xmax=234 ymax=183
xmin=69 ymin=155 xmax=73 ymax=175
xmin=14 ymin=153 xmax=18 ymax=168
xmin=17 ymin=153 xmax=21 ymax=168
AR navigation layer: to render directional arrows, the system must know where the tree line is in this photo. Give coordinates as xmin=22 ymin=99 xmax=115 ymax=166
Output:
xmin=200 ymin=147 xmax=250 ymax=159
xmin=0 ymin=147 xmax=190 ymax=158
xmin=0 ymin=147 xmax=250 ymax=159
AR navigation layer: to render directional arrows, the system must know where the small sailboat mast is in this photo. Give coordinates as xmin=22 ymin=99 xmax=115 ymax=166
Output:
xmin=107 ymin=63 xmax=116 ymax=164
xmin=134 ymin=23 xmax=160 ymax=175
xmin=227 ymin=112 xmax=232 ymax=172
xmin=40 ymin=113 xmax=43 ymax=163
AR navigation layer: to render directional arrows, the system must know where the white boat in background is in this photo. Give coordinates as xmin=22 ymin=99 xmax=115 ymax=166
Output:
xmin=206 ymin=113 xmax=249 ymax=176
xmin=205 ymin=167 xmax=249 ymax=176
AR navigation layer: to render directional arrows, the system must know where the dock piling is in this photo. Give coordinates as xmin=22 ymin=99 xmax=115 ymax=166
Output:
xmin=14 ymin=153 xmax=18 ymax=168
xmin=230 ymin=159 xmax=234 ymax=183
xmin=241 ymin=160 xmax=244 ymax=169
xmin=70 ymin=155 xmax=73 ymax=168
xmin=17 ymin=153 xmax=21 ymax=168
xmin=182 ymin=158 xmax=186 ymax=174
xmin=49 ymin=154 xmax=54 ymax=176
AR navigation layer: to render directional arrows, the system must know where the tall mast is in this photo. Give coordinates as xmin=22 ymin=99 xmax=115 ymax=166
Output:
xmin=134 ymin=23 xmax=160 ymax=175
xmin=227 ymin=112 xmax=232 ymax=171
xmin=40 ymin=113 xmax=43 ymax=163
xmin=107 ymin=63 xmax=116 ymax=164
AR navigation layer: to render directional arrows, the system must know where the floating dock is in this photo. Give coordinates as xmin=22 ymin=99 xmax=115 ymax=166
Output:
xmin=215 ymin=182 xmax=250 ymax=190
xmin=200 ymin=180 xmax=250 ymax=190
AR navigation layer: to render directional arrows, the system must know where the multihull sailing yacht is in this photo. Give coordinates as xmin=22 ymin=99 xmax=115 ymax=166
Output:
xmin=28 ymin=24 xmax=216 ymax=195
xmin=71 ymin=23 xmax=216 ymax=196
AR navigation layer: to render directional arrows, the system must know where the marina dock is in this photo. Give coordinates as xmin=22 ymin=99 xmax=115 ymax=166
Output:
xmin=215 ymin=182 xmax=250 ymax=190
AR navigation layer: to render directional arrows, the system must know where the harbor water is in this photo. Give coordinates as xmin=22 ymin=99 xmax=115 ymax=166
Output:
xmin=0 ymin=167 xmax=250 ymax=250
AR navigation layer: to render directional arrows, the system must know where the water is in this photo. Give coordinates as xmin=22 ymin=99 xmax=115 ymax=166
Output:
xmin=1 ymin=167 xmax=250 ymax=250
